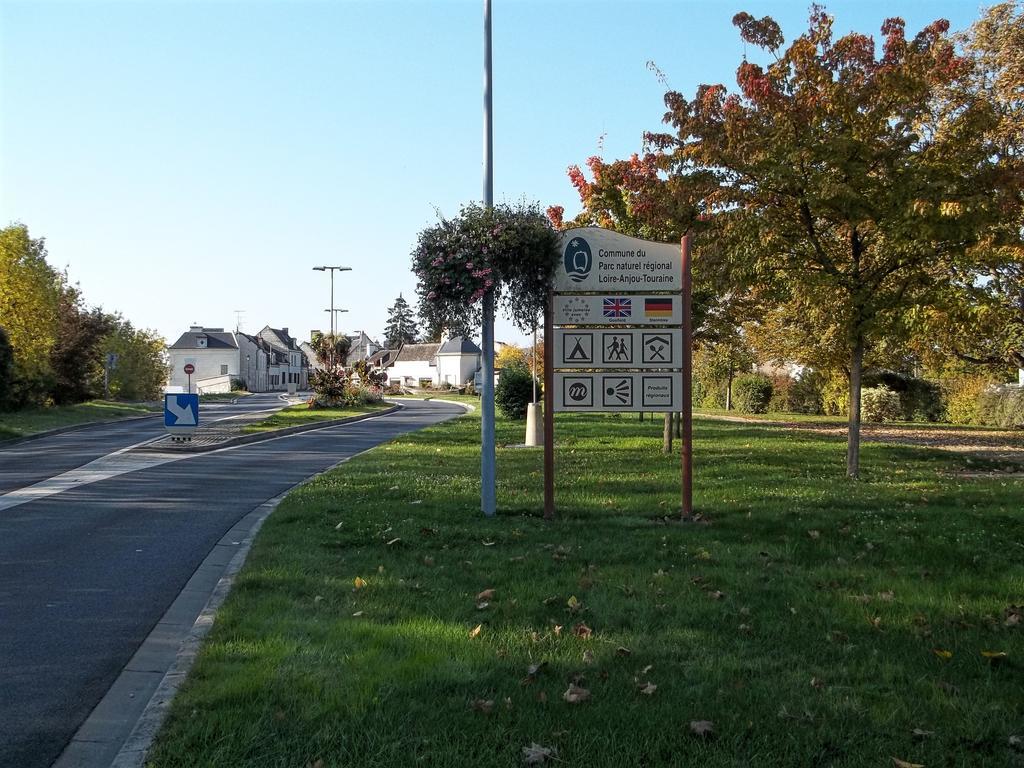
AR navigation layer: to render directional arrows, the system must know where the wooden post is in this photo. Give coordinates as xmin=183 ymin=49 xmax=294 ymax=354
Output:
xmin=680 ymin=234 xmax=693 ymax=520
xmin=662 ymin=412 xmax=673 ymax=453
xmin=543 ymin=292 xmax=555 ymax=520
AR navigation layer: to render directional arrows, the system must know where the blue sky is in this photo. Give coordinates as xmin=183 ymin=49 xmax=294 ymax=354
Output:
xmin=1 ymin=0 xmax=983 ymax=348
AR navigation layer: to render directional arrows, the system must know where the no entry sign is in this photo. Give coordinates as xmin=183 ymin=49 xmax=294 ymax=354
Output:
xmin=183 ymin=363 xmax=195 ymax=375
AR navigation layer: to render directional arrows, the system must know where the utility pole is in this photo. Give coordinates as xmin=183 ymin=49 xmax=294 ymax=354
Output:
xmin=312 ymin=266 xmax=352 ymax=337
xmin=234 ymin=309 xmax=245 ymax=333
xmin=480 ymin=0 xmax=496 ymax=517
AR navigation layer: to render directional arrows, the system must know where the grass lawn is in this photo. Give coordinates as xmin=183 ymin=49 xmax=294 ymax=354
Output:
xmin=241 ymin=401 xmax=390 ymax=434
xmin=0 ymin=399 xmax=158 ymax=441
xmin=148 ymin=407 xmax=1022 ymax=768
xmin=694 ymin=408 xmax=1010 ymax=432
xmin=199 ymin=392 xmax=250 ymax=402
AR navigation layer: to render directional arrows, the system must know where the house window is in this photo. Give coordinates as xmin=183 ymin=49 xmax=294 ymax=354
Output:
xmin=221 ymin=365 xmax=229 ymax=375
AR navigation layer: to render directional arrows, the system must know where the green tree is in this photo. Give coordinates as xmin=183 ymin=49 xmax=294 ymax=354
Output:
xmin=648 ymin=9 xmax=998 ymax=476
xmin=0 ymin=326 xmax=14 ymax=410
xmin=104 ymin=320 xmax=167 ymax=401
xmin=917 ymin=2 xmax=1024 ymax=373
xmin=50 ymin=279 xmax=116 ymax=404
xmin=383 ymin=293 xmax=419 ymax=348
xmin=0 ymin=223 xmax=60 ymax=406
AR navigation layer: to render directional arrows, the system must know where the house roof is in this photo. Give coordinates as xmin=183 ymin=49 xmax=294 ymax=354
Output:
xmin=259 ymin=326 xmax=298 ymax=352
xmin=393 ymin=342 xmax=440 ymax=363
xmin=168 ymin=330 xmax=238 ymax=350
xmin=438 ymin=336 xmax=481 ymax=355
xmin=369 ymin=348 xmax=397 ymax=367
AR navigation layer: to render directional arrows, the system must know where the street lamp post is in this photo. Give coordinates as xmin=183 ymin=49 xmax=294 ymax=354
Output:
xmin=312 ymin=266 xmax=352 ymax=337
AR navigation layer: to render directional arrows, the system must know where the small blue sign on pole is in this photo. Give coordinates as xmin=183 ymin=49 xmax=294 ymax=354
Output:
xmin=164 ymin=393 xmax=199 ymax=439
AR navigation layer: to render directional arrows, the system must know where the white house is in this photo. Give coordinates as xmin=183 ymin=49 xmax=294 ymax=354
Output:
xmin=257 ymin=326 xmax=309 ymax=392
xmin=385 ymin=336 xmax=482 ymax=388
xmin=167 ymin=327 xmax=242 ymax=393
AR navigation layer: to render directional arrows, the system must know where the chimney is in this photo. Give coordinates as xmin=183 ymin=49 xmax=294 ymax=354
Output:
xmin=282 ymin=327 xmax=289 ymax=337
xmin=190 ymin=325 xmax=203 ymax=332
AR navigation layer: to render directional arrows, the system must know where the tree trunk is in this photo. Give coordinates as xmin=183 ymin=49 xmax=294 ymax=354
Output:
xmin=726 ymin=360 xmax=734 ymax=411
xmin=663 ymin=412 xmax=673 ymax=453
xmin=846 ymin=336 xmax=864 ymax=479
xmin=674 ymin=410 xmax=681 ymax=438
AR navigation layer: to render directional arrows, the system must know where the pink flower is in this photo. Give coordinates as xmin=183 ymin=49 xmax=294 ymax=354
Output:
xmin=431 ymin=257 xmax=443 ymax=267
xmin=426 ymin=291 xmax=437 ymax=299
xmin=465 ymin=261 xmax=474 ymax=269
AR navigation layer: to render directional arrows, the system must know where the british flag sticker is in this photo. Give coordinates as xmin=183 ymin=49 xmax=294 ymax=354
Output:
xmin=602 ymin=297 xmax=632 ymax=320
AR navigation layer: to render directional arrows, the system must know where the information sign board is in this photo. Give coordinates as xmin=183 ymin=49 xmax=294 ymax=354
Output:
xmin=554 ymin=372 xmax=683 ymax=412
xmin=555 ymin=227 xmax=682 ymax=293
xmin=554 ymin=329 xmax=682 ymax=369
xmin=553 ymin=294 xmax=682 ymax=326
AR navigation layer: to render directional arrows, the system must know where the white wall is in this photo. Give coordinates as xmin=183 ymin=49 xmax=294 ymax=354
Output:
xmin=167 ymin=349 xmax=238 ymax=391
xmin=389 ymin=360 xmax=436 ymax=385
xmin=437 ymin=353 xmax=480 ymax=386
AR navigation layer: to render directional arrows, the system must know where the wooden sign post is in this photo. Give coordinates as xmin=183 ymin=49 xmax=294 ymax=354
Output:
xmin=542 ymin=228 xmax=693 ymax=520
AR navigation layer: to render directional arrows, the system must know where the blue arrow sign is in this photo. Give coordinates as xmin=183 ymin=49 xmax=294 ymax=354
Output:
xmin=164 ymin=393 xmax=199 ymax=428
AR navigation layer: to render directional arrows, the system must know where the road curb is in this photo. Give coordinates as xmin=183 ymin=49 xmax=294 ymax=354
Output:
xmin=137 ymin=404 xmax=402 ymax=453
xmin=0 ymin=412 xmax=161 ymax=449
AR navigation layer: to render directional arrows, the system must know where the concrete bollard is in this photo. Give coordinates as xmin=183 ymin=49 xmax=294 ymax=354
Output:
xmin=525 ymin=402 xmax=544 ymax=447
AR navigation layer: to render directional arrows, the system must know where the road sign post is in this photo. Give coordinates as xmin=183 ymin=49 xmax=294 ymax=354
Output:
xmin=164 ymin=392 xmax=199 ymax=441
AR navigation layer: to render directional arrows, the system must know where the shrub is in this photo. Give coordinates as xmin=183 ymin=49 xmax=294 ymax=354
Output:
xmin=766 ymin=373 xmax=824 ymax=414
xmin=942 ymin=375 xmax=991 ymax=425
xmin=822 ymin=375 xmax=849 ymax=416
xmin=732 ymin=373 xmax=773 ymax=413
xmin=976 ymin=386 xmax=1024 ymax=429
xmin=495 ymin=364 xmax=540 ymax=420
xmin=860 ymin=386 xmax=903 ymax=422
xmin=863 ymin=370 xmax=943 ymax=422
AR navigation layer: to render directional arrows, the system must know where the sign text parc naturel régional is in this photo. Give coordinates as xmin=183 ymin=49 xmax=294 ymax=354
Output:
xmin=555 ymin=227 xmax=682 ymax=293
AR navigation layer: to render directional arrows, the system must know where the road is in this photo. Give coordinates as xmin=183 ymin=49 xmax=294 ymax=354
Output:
xmin=0 ymin=392 xmax=289 ymax=496
xmin=0 ymin=398 xmax=463 ymax=768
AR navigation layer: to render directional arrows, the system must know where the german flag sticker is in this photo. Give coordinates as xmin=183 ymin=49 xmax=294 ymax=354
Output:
xmin=644 ymin=298 xmax=673 ymax=318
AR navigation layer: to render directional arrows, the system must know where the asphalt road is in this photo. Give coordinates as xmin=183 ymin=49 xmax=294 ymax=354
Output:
xmin=0 ymin=398 xmax=463 ymax=768
xmin=0 ymin=392 xmax=289 ymax=496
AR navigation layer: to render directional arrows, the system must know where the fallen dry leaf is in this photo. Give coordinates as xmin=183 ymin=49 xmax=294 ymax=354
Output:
xmin=469 ymin=624 xmax=482 ymax=639
xmin=477 ymin=589 xmax=496 ymax=601
xmin=808 ymin=530 xmax=821 ymax=540
xmin=482 ymin=540 xmax=496 ymax=547
xmin=523 ymin=661 xmax=548 ymax=682
xmin=932 ymin=649 xmax=953 ymax=660
xmin=553 ymin=624 xmax=563 ymax=636
xmin=810 ymin=677 xmax=825 ymax=690
xmin=639 ymin=664 xmax=654 ymax=676
xmin=522 ymin=743 xmax=557 ymax=764
xmin=689 ymin=720 xmax=714 ymax=738
xmin=981 ymin=650 xmax=1007 ymax=664
xmin=911 ymin=729 xmax=934 ymax=739
xmin=353 ymin=577 xmax=367 ymax=590
xmin=476 ymin=601 xmax=490 ymax=610
xmin=386 ymin=537 xmax=401 ymax=546
xmin=562 ymin=683 xmax=591 ymax=704
xmin=891 ymin=758 xmax=924 ymax=768
xmin=582 ymin=650 xmax=594 ymax=665
xmin=334 ymin=521 xmax=344 ymax=530
xmin=573 ymin=623 xmax=593 ymax=639
xmin=1009 ymin=735 xmax=1022 ymax=751
xmin=410 ymin=500 xmax=422 ymax=505
xmin=470 ymin=698 xmax=494 ymax=714
xmin=615 ymin=646 xmax=632 ymax=656
xmin=351 ymin=611 xmax=364 ymax=617
xmin=638 ymin=681 xmax=657 ymax=695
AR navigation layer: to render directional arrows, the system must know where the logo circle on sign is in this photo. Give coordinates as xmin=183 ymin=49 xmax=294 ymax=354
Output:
xmin=568 ymin=382 xmax=588 ymax=401
xmin=564 ymin=237 xmax=592 ymax=283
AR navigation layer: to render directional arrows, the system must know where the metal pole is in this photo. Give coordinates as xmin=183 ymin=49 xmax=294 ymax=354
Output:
xmin=543 ymin=291 xmax=554 ymax=519
xmin=532 ymin=326 xmax=537 ymax=403
xmin=680 ymin=234 xmax=693 ymax=520
xmin=330 ymin=269 xmax=335 ymax=337
xmin=480 ymin=0 xmax=496 ymax=517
